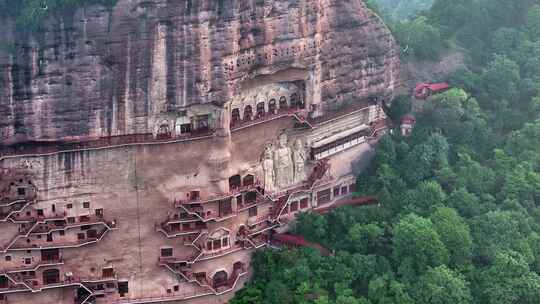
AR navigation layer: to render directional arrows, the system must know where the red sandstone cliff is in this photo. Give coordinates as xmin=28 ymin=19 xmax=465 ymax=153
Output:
xmin=0 ymin=0 xmax=399 ymax=145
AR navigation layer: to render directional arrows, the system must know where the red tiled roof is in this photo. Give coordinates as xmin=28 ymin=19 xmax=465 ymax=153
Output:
xmin=415 ymin=82 xmax=449 ymax=92
xmin=428 ymin=83 xmax=450 ymax=92
xmin=401 ymin=115 xmax=416 ymax=124
xmin=415 ymin=83 xmax=430 ymax=91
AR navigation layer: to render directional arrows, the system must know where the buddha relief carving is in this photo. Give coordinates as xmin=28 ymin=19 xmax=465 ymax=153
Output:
xmin=292 ymin=139 xmax=307 ymax=184
xmin=273 ymin=133 xmax=294 ymax=189
xmin=262 ymin=144 xmax=276 ymax=193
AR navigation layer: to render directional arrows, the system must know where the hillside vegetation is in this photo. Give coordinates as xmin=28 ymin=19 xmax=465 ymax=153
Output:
xmin=367 ymin=0 xmax=434 ymax=21
xmin=232 ymin=1 xmax=540 ymax=304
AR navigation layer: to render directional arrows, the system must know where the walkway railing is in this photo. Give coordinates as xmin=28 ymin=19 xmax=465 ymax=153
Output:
xmin=0 ymin=200 xmax=33 ymax=223
xmin=0 ymin=129 xmax=215 ymax=161
xmin=231 ymin=107 xmax=310 ymax=131
xmin=174 ymin=181 xmax=262 ymax=207
xmin=0 ymin=255 xmax=64 ymax=274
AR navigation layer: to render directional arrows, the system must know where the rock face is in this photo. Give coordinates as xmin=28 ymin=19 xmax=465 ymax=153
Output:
xmin=0 ymin=0 xmax=398 ymax=145
xmin=0 ymin=2 xmax=398 ymax=303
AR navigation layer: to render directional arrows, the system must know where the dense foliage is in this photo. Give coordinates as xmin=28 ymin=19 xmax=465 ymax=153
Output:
xmin=232 ymin=1 xmax=540 ymax=303
xmin=367 ymin=0 xmax=434 ymax=21
xmin=0 ymin=0 xmax=117 ymax=32
xmin=376 ymin=0 xmax=540 ymax=62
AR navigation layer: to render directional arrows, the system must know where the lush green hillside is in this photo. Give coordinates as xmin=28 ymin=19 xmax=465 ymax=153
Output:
xmin=232 ymin=1 xmax=540 ymax=303
xmin=368 ymin=0 xmax=434 ymax=20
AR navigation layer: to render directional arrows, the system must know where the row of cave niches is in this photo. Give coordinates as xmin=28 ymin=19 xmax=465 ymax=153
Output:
xmin=223 ymin=35 xmax=392 ymax=77
xmin=0 ymin=171 xmax=124 ymax=304
xmin=230 ymin=94 xmax=305 ymax=127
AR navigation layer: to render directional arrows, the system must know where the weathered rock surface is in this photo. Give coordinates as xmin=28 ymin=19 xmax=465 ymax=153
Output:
xmin=0 ymin=0 xmax=399 ymax=145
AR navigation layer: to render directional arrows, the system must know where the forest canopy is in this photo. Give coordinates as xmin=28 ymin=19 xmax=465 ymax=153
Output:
xmin=232 ymin=1 xmax=540 ymax=303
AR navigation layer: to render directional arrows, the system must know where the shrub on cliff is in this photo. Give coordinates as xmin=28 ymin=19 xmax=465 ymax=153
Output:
xmin=393 ymin=16 xmax=443 ymax=61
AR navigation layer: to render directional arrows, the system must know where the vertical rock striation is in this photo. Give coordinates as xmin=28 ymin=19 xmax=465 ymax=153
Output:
xmin=0 ymin=0 xmax=399 ymax=145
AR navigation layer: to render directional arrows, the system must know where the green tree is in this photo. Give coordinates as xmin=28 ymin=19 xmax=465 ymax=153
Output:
xmin=392 ymin=214 xmax=449 ymax=280
xmin=453 ymin=153 xmax=496 ymax=197
xmin=449 ymin=68 xmax=481 ymax=96
xmin=374 ymin=0 xmax=434 ymax=21
xmin=478 ymin=251 xmax=540 ymax=304
xmin=429 ymin=0 xmax=474 ymax=37
xmin=413 ymin=265 xmax=472 ymax=304
xmin=480 ymin=55 xmax=521 ymax=105
xmin=470 ymin=211 xmax=533 ymax=262
xmin=293 ymin=212 xmax=329 ymax=244
xmin=491 ymin=27 xmax=526 ymax=56
xmin=348 ymin=223 xmax=386 ymax=254
xmin=499 ymin=163 xmax=540 ymax=203
xmin=368 ymin=274 xmax=414 ymax=304
xmin=394 ymin=16 xmax=443 ymax=60
xmin=403 ymin=181 xmax=447 ymax=216
xmin=505 ymin=119 xmax=540 ymax=164
xmin=430 ymin=207 xmax=473 ymax=269
xmin=230 ymin=285 xmax=264 ymax=304
xmin=526 ymin=5 xmax=540 ymax=41
xmin=386 ymin=95 xmax=412 ymax=122
xmin=265 ymin=280 xmax=293 ymax=304
xmin=445 ymin=188 xmax=483 ymax=218
xmin=403 ymin=133 xmax=449 ymax=183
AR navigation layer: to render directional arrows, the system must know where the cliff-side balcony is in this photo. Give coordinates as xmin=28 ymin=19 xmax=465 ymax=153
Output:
xmin=165 ymin=207 xmax=235 ymax=225
xmin=158 ymin=262 xmax=195 ymax=281
xmin=0 ymin=275 xmax=29 ymax=294
xmin=0 ymin=197 xmax=33 ymax=208
xmin=159 ymin=244 xmax=244 ymax=266
xmin=228 ymin=180 xmax=263 ymax=196
xmin=8 ymin=270 xmax=117 ymax=293
xmin=179 ymin=127 xmax=215 ymax=140
xmin=156 ymin=222 xmax=208 ymax=238
xmin=190 ymin=263 xmax=247 ymax=294
xmin=237 ymin=193 xmax=267 ymax=211
xmin=196 ymin=245 xmax=245 ymax=263
xmin=9 ymin=224 xmax=112 ymax=251
xmin=29 ymin=214 xmax=117 ymax=235
xmin=164 ymin=212 xmax=203 ymax=223
xmin=1 ymin=255 xmax=64 ymax=274
xmin=0 ymin=127 xmax=217 ymax=159
xmin=247 ymin=221 xmax=278 ymax=237
xmin=174 ymin=181 xmax=262 ymax=208
xmin=246 ymin=214 xmax=272 ymax=227
xmin=156 ymin=127 xmax=215 ymax=141
xmin=0 ymin=188 xmax=37 ymax=208
xmin=7 ymin=209 xmax=67 ymax=224
xmin=158 ymin=251 xmax=199 ymax=266
xmin=183 ymin=231 xmax=207 ymax=247
xmin=173 ymin=204 xmax=208 ymax=218
xmin=87 ymin=280 xmax=118 ymax=297
xmin=0 ymin=213 xmax=69 ymax=252
xmin=159 ymin=260 xmax=247 ymax=294
xmin=231 ymin=106 xmax=310 ymax=131
xmin=0 ymin=200 xmax=33 ymax=222
xmin=245 ymin=234 xmax=269 ymax=249
xmin=214 ymin=263 xmax=247 ymax=294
